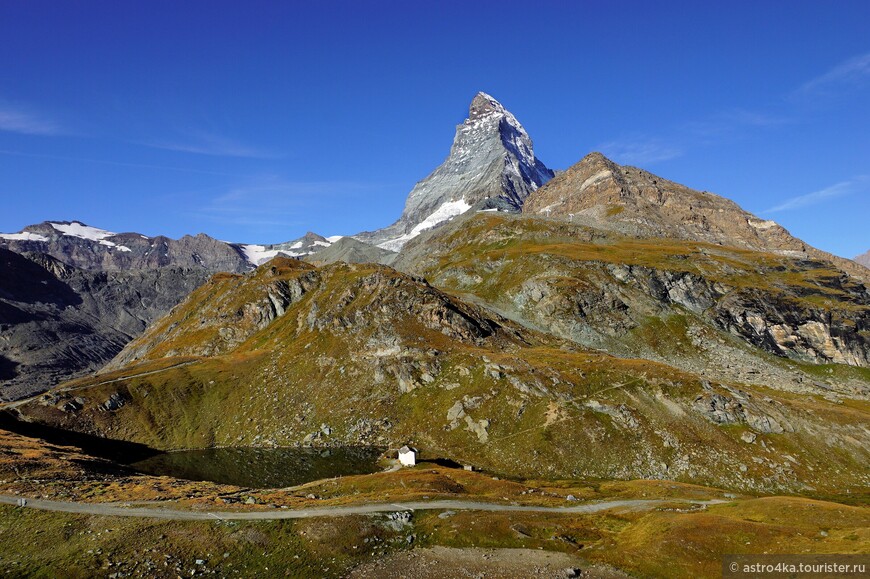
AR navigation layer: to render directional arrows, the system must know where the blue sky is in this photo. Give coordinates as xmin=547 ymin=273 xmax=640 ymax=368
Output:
xmin=0 ymin=1 xmax=868 ymax=258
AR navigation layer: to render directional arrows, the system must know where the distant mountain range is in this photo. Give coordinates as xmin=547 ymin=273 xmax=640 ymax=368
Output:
xmin=855 ymin=249 xmax=870 ymax=268
xmin=0 ymin=221 xmax=347 ymax=271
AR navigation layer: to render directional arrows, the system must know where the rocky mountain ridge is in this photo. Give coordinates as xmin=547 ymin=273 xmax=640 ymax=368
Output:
xmin=523 ymin=152 xmax=869 ymax=283
xmin=0 ymin=221 xmax=252 ymax=272
xmin=855 ymin=249 xmax=870 ymax=268
xmin=0 ymin=221 xmax=345 ymax=271
xmin=395 ymin=212 xmax=870 ymax=390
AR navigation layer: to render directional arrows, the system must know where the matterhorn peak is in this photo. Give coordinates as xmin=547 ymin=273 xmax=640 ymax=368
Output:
xmin=355 ymin=92 xmax=554 ymax=252
xmin=469 ymin=91 xmax=507 ymax=120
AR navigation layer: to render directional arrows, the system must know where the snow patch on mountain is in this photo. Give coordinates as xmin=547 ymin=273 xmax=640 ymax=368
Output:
xmin=44 ymin=222 xmax=134 ymax=251
xmin=378 ymin=199 xmax=471 ymax=251
xmin=240 ymin=245 xmax=284 ymax=266
xmin=50 ymin=222 xmax=116 ymax=241
xmin=0 ymin=232 xmax=49 ymax=242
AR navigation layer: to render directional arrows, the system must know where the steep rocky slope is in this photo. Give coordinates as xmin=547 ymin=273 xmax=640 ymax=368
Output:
xmin=395 ymin=213 xmax=870 ymax=388
xmin=16 ymin=258 xmax=870 ymax=494
xmin=523 ymin=152 xmax=869 ymax=283
xmin=0 ymin=248 xmax=210 ymax=400
xmin=356 ymin=92 xmax=553 ymax=251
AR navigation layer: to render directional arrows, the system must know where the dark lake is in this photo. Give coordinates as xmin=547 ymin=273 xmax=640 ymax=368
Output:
xmin=1 ymin=410 xmax=384 ymax=488
xmin=129 ymin=446 xmax=385 ymax=488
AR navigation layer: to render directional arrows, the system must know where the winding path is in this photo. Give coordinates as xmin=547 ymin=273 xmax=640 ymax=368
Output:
xmin=0 ymin=360 xmax=197 ymax=410
xmin=0 ymin=495 xmax=722 ymax=521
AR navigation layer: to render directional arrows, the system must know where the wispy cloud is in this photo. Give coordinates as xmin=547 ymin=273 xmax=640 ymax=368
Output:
xmin=0 ymin=104 xmax=65 ymax=136
xmin=597 ymin=136 xmax=683 ymax=165
xmin=764 ymin=175 xmax=870 ymax=213
xmin=0 ymin=149 xmax=242 ymax=177
xmin=145 ymin=130 xmax=275 ymax=158
xmin=598 ymin=107 xmax=787 ymax=166
xmin=798 ymin=52 xmax=870 ymax=95
xmin=193 ymin=177 xmax=385 ymax=229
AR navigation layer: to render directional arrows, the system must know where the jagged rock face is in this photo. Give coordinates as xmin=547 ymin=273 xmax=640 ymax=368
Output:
xmin=0 ymin=221 xmax=251 ymax=273
xmin=356 ymin=92 xmax=553 ymax=251
xmin=713 ymin=280 xmax=870 ymax=367
xmin=523 ymin=153 xmax=869 ymax=283
xmin=0 ymin=248 xmax=211 ymax=400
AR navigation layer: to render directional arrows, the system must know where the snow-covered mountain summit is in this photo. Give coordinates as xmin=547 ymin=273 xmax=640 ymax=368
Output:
xmin=356 ymin=92 xmax=554 ymax=251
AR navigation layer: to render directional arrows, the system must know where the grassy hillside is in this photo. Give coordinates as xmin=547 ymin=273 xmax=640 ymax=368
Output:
xmin=15 ymin=259 xmax=870 ymax=495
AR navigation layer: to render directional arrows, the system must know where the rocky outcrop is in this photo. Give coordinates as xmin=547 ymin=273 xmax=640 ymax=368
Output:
xmin=356 ymin=92 xmax=553 ymax=251
xmin=714 ymin=285 xmax=870 ymax=366
xmin=693 ymin=383 xmax=793 ymax=434
xmin=107 ymin=260 xmax=320 ymax=367
xmin=0 ymin=248 xmax=211 ymax=400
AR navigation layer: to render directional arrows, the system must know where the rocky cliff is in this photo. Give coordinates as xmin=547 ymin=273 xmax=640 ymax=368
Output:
xmin=355 ymin=92 xmax=553 ymax=251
